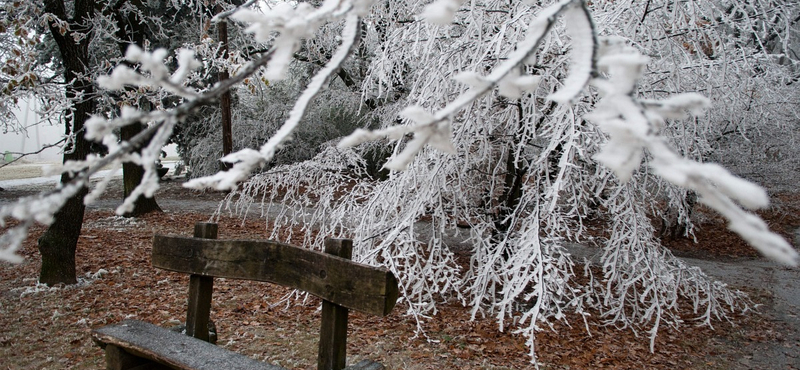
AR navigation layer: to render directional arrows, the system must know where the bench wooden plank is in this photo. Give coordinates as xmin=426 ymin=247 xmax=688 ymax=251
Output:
xmin=92 ymin=320 xmax=284 ymax=370
xmin=152 ymin=235 xmax=398 ymax=316
xmin=92 ymin=320 xmax=386 ymax=370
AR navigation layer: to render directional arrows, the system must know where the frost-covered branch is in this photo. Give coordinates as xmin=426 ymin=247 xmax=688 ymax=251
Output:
xmin=339 ymin=0 xmax=596 ymax=170
xmin=185 ymin=4 xmax=365 ymax=191
xmin=0 ymin=34 xmax=276 ymax=263
xmin=587 ymin=43 xmax=798 ymax=266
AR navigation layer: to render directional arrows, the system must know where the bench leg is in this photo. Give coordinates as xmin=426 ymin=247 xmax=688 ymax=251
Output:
xmin=318 ymin=239 xmax=353 ymax=370
xmin=185 ymin=222 xmax=217 ymax=342
xmin=318 ymin=300 xmax=348 ymax=370
xmin=104 ymin=344 xmax=166 ymax=370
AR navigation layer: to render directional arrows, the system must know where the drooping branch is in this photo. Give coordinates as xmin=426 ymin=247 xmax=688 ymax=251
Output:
xmin=339 ymin=0 xmax=596 ymax=170
xmin=185 ymin=12 xmax=364 ymax=190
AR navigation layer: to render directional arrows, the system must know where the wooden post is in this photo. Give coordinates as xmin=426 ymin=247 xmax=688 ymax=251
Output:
xmin=185 ymin=222 xmax=217 ymax=342
xmin=318 ymin=239 xmax=353 ymax=370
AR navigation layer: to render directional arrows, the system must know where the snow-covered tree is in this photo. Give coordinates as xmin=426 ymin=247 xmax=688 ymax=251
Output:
xmin=0 ymin=0 xmax=230 ymax=283
xmin=214 ymin=0 xmax=800 ymax=358
xmin=0 ymin=0 xmax=797 ymax=362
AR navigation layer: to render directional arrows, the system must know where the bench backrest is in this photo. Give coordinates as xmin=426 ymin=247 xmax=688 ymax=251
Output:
xmin=151 ymin=222 xmax=399 ymax=370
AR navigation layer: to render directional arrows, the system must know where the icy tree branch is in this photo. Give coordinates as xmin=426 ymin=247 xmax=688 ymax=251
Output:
xmin=587 ymin=45 xmax=798 ymax=266
xmin=185 ymin=9 xmax=364 ymax=191
xmin=338 ymin=0 xmax=595 ymax=170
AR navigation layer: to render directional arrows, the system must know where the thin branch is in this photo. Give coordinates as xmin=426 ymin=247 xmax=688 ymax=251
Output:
xmin=45 ymin=48 xmax=276 ymax=198
xmin=211 ymin=0 xmax=258 ymax=23
xmin=0 ymin=139 xmax=67 ymax=169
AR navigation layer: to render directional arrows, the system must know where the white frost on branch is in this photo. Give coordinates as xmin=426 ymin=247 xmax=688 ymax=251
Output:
xmin=170 ymin=49 xmax=203 ymax=84
xmin=498 ymin=69 xmax=542 ymax=99
xmin=0 ymin=182 xmax=84 ymax=262
xmin=384 ymin=106 xmax=456 ymax=171
xmin=587 ymin=44 xmax=798 ymax=267
xmin=642 ymin=93 xmax=712 ymax=119
xmin=98 ymin=45 xmax=202 ymax=99
xmin=420 ymin=0 xmax=463 ymax=25
xmin=453 ymin=71 xmax=491 ymax=89
xmin=547 ymin=3 xmax=596 ymax=103
xmin=338 ymin=126 xmax=415 ymax=148
xmin=186 ymin=12 xmax=364 ymax=190
xmin=96 ymin=65 xmax=145 ymax=90
xmin=232 ymin=3 xmax=318 ymax=81
xmin=84 ymin=106 xmax=143 ymax=142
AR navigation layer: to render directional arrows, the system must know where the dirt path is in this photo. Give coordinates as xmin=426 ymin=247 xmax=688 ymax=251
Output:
xmin=690 ymin=258 xmax=800 ymax=368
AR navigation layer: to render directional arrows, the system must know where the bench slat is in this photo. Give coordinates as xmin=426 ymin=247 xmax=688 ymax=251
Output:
xmin=152 ymin=235 xmax=399 ymax=316
xmin=92 ymin=320 xmax=285 ymax=370
xmin=93 ymin=320 xmax=386 ymax=370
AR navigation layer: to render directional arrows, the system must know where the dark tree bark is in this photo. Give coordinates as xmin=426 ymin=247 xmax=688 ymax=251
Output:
xmin=217 ymin=5 xmax=233 ymax=171
xmin=38 ymin=0 xmax=95 ymax=285
xmin=111 ymin=0 xmax=163 ymax=217
xmin=120 ymin=121 xmax=163 ymax=218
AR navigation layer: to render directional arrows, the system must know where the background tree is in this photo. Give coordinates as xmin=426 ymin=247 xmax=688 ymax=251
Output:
xmin=0 ymin=0 xmax=220 ymax=281
xmin=107 ymin=0 xmax=164 ymax=217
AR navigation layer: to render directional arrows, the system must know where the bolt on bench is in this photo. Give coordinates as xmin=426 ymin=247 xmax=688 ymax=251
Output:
xmin=92 ymin=222 xmax=399 ymax=370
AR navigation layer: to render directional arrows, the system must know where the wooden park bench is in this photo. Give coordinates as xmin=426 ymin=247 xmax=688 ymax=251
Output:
xmin=92 ymin=222 xmax=399 ymax=370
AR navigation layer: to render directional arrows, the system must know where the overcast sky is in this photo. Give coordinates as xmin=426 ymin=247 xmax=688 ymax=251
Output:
xmin=1 ymin=99 xmax=63 ymax=163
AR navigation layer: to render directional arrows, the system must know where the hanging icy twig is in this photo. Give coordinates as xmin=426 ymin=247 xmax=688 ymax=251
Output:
xmin=596 ymin=186 xmax=749 ymax=352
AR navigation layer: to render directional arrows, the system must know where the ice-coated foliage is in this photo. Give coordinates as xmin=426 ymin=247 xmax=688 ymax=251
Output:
xmin=1 ymin=0 xmax=798 ymax=363
xmin=215 ymin=0 xmax=796 ymax=361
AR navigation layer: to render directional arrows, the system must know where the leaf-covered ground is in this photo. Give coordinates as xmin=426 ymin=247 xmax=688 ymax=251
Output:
xmin=1 ymin=179 xmax=798 ymax=369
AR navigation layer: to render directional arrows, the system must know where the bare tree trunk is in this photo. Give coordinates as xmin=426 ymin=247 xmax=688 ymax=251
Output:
xmin=38 ymin=0 xmax=94 ymax=285
xmin=217 ymin=7 xmax=233 ymax=171
xmin=120 ymin=121 xmax=163 ymax=218
xmin=110 ymin=0 xmax=163 ymax=218
xmin=38 ymin=185 xmax=88 ymax=285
